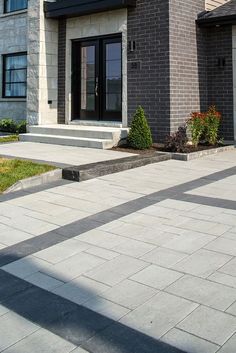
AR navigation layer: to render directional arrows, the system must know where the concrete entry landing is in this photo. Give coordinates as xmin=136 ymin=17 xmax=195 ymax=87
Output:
xmin=20 ymin=125 xmax=129 ymax=149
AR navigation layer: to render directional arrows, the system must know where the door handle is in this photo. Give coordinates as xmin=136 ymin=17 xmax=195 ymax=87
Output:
xmin=95 ymin=77 xmax=99 ymax=97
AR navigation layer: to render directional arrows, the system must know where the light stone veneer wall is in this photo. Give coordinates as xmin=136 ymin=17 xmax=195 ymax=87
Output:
xmin=27 ymin=0 xmax=58 ymax=125
xmin=0 ymin=0 xmax=27 ymax=121
xmin=232 ymin=26 xmax=236 ymax=141
xmin=65 ymin=9 xmax=128 ymax=126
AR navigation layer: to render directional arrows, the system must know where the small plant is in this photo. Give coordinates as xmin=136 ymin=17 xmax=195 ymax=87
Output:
xmin=0 ymin=119 xmax=17 ymax=133
xmin=164 ymin=125 xmax=188 ymax=153
xmin=0 ymin=118 xmax=27 ymax=134
xmin=127 ymin=106 xmax=153 ymax=150
xmin=204 ymin=106 xmax=221 ymax=145
xmin=187 ymin=112 xmax=206 ymax=147
xmin=17 ymin=120 xmax=27 ymax=134
xmin=187 ymin=106 xmax=221 ymax=147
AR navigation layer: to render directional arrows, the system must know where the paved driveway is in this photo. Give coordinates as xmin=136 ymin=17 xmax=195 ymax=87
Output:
xmin=0 ymin=150 xmax=236 ymax=352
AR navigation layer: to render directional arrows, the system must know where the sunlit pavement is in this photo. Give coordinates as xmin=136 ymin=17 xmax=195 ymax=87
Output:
xmin=0 ymin=150 xmax=236 ymax=352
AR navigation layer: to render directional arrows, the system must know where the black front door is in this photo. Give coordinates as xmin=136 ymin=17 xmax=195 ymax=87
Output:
xmin=72 ymin=35 xmax=122 ymax=122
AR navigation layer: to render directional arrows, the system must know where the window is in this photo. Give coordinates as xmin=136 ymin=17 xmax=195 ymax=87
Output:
xmin=4 ymin=0 xmax=27 ymax=13
xmin=3 ymin=53 xmax=27 ymax=98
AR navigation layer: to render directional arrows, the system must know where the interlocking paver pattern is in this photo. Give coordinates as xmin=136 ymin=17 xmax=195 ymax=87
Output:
xmin=1 ymin=149 xmax=236 ymax=352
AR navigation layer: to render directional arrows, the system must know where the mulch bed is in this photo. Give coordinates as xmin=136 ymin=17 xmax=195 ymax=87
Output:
xmin=112 ymin=143 xmax=224 ymax=155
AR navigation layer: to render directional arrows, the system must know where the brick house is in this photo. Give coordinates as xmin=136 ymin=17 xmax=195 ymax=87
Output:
xmin=0 ymin=0 xmax=235 ymax=148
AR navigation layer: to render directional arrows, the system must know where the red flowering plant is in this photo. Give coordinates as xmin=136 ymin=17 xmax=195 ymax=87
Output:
xmin=187 ymin=111 xmax=206 ymax=147
xmin=187 ymin=106 xmax=221 ymax=147
xmin=204 ymin=106 xmax=221 ymax=145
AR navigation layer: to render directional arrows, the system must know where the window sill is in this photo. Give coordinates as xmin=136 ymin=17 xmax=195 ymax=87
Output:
xmin=0 ymin=9 xmax=27 ymax=18
xmin=0 ymin=98 xmax=26 ymax=102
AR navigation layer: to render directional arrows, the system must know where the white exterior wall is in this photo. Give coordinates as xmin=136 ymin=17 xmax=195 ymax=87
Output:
xmin=27 ymin=0 xmax=58 ymax=125
xmin=0 ymin=0 xmax=27 ymax=121
xmin=65 ymin=9 xmax=128 ymax=126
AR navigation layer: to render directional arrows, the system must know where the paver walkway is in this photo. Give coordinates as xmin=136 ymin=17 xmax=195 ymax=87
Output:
xmin=0 ymin=149 xmax=236 ymax=352
xmin=0 ymin=141 xmax=133 ymax=167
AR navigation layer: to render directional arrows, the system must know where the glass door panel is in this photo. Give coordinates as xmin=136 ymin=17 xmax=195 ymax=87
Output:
xmin=103 ymin=39 xmax=122 ymax=121
xmin=81 ymin=45 xmax=95 ymax=111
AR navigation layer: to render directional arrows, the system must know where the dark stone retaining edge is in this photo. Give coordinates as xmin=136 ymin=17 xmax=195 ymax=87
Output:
xmin=62 ymin=153 xmax=170 ymax=182
xmin=160 ymin=145 xmax=235 ymax=161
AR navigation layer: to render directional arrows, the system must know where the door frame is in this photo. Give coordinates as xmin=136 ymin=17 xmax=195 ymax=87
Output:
xmin=71 ymin=33 xmax=122 ymax=122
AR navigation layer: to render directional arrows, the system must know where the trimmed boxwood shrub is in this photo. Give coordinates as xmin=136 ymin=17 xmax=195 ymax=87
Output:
xmin=0 ymin=119 xmax=17 ymax=133
xmin=17 ymin=120 xmax=27 ymax=133
xmin=0 ymin=119 xmax=27 ymax=134
xmin=127 ymin=106 xmax=153 ymax=150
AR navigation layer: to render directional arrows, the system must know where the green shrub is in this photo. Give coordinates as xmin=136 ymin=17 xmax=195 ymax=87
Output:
xmin=0 ymin=119 xmax=17 ymax=133
xmin=205 ymin=106 xmax=221 ymax=145
xmin=0 ymin=119 xmax=27 ymax=134
xmin=127 ymin=106 xmax=153 ymax=150
xmin=17 ymin=120 xmax=27 ymax=134
xmin=187 ymin=112 xmax=206 ymax=147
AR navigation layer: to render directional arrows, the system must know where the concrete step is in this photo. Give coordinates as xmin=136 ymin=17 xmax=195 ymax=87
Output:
xmin=19 ymin=133 xmax=115 ymax=149
xmin=70 ymin=120 xmax=123 ymax=128
xmin=28 ymin=125 xmax=127 ymax=141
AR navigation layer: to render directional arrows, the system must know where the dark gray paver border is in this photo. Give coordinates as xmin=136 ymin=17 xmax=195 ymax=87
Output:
xmin=0 ymin=166 xmax=235 ymax=268
xmin=159 ymin=145 xmax=235 ymax=161
xmin=0 ymin=269 xmax=185 ymax=353
xmin=62 ymin=153 xmax=170 ymax=182
xmin=173 ymin=193 xmax=236 ymax=210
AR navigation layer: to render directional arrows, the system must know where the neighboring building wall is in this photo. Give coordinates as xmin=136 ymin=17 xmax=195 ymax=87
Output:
xmin=27 ymin=0 xmax=58 ymax=125
xmin=0 ymin=0 xmax=27 ymax=121
xmin=127 ymin=0 xmax=170 ymax=141
xmin=169 ymin=0 xmax=207 ymax=134
xmin=65 ymin=9 xmax=128 ymax=125
xmin=205 ymin=0 xmax=229 ymax=11
xmin=207 ymin=25 xmax=234 ymax=141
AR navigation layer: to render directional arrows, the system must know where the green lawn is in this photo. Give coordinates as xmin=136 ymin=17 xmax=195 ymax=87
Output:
xmin=0 ymin=135 xmax=19 ymax=143
xmin=0 ymin=158 xmax=56 ymax=192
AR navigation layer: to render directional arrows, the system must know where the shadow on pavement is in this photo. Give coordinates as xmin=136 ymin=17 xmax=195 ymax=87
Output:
xmin=0 ymin=262 xmax=189 ymax=353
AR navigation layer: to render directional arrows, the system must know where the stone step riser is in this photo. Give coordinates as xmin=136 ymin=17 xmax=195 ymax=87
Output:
xmin=19 ymin=134 xmax=114 ymax=149
xmin=28 ymin=126 xmax=116 ymax=140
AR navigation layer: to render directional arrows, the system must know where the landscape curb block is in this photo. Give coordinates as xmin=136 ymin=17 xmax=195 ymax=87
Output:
xmin=158 ymin=145 xmax=235 ymax=161
xmin=62 ymin=153 xmax=170 ymax=182
xmin=4 ymin=169 xmax=62 ymax=194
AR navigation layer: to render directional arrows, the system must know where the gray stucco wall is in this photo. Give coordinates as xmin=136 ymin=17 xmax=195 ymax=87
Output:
xmin=127 ymin=0 xmax=170 ymax=141
xmin=0 ymin=1 xmax=27 ymax=121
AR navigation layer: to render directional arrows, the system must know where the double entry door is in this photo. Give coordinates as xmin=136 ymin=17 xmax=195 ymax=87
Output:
xmin=72 ymin=35 xmax=122 ymax=121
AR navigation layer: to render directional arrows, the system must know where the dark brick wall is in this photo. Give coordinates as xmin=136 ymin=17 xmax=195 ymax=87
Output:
xmin=57 ymin=18 xmax=66 ymax=124
xmin=169 ymin=0 xmax=207 ymax=133
xmin=206 ymin=26 xmax=234 ymax=141
xmin=127 ymin=0 xmax=170 ymax=141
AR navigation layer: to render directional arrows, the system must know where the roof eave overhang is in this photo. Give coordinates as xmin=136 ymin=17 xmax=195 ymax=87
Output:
xmin=44 ymin=0 xmax=136 ymax=19
xmin=197 ymin=14 xmax=236 ymax=27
